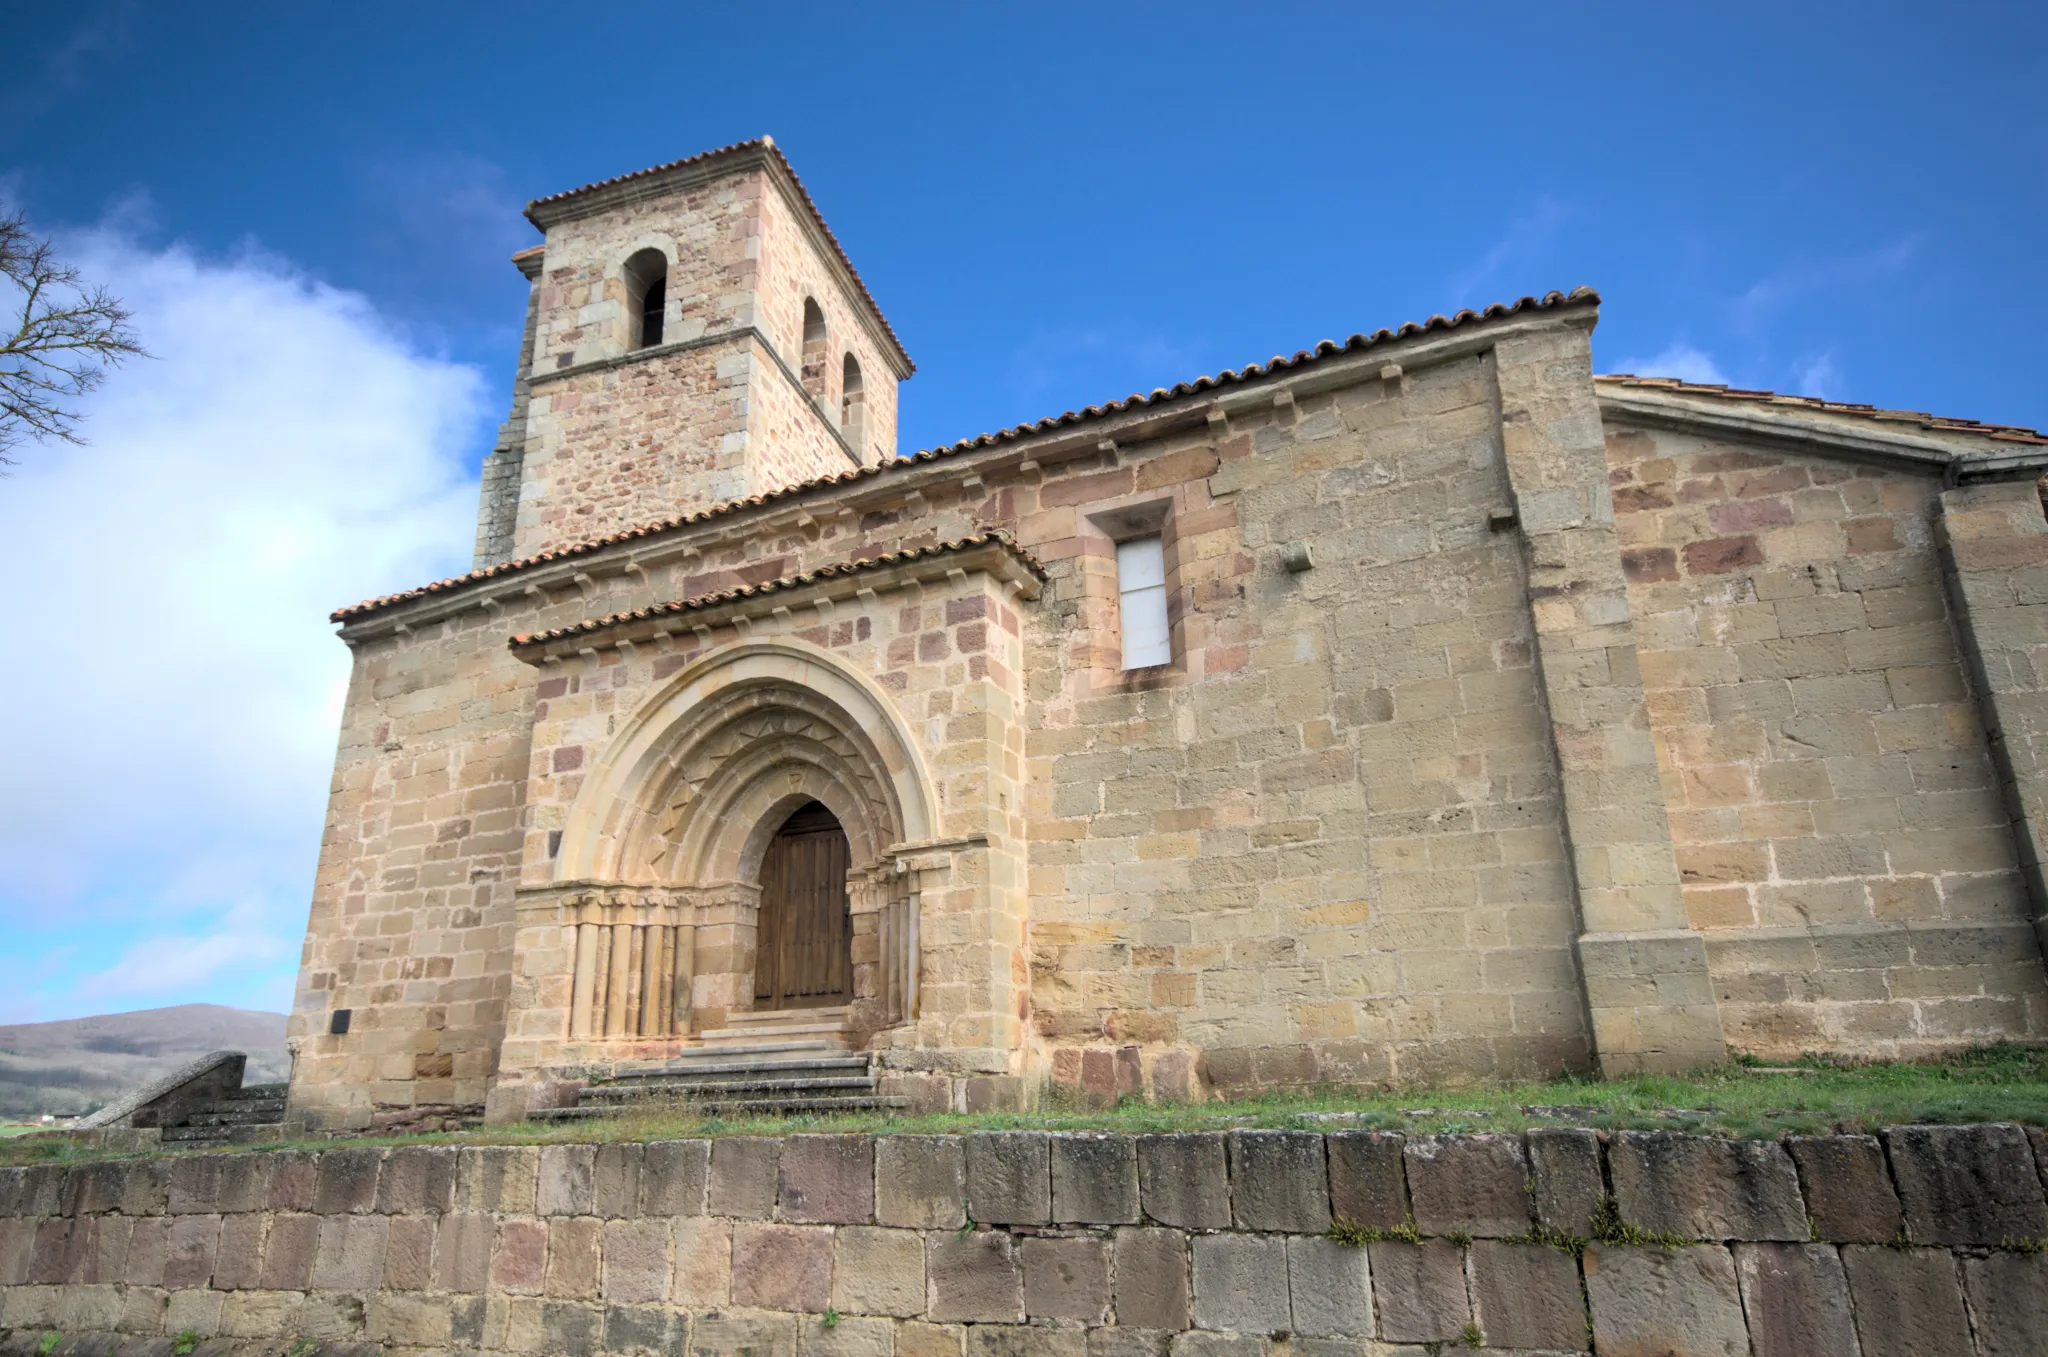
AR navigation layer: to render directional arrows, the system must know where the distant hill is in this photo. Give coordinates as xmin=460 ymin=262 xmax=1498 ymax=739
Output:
xmin=0 ymin=1004 xmax=289 ymax=1118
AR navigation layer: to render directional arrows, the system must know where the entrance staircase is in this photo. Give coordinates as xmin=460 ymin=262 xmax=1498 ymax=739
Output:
xmin=531 ymin=1006 xmax=910 ymax=1123
xmin=158 ymin=1083 xmax=291 ymax=1149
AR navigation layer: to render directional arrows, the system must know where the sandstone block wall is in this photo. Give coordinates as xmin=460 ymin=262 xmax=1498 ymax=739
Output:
xmin=5 ymin=1125 xmax=2047 ymax=1355
xmin=1607 ymin=421 xmax=2048 ymax=1056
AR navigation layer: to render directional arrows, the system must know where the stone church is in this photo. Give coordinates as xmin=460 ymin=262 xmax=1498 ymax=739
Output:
xmin=286 ymin=137 xmax=2048 ymax=1129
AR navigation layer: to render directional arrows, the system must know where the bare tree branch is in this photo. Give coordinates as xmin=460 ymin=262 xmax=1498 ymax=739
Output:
xmin=0 ymin=210 xmax=148 ymax=464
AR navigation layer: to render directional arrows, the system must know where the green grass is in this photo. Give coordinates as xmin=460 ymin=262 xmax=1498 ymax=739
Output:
xmin=3 ymin=1044 xmax=2044 ymax=1167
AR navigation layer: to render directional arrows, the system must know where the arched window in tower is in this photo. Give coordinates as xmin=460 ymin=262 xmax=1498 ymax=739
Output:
xmin=624 ymin=249 xmax=667 ymax=349
xmin=800 ymin=298 xmax=828 ymax=400
xmin=841 ymin=353 xmax=866 ymax=456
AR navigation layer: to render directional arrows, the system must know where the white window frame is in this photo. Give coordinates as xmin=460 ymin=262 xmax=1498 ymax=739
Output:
xmin=1116 ymin=536 xmax=1171 ymax=670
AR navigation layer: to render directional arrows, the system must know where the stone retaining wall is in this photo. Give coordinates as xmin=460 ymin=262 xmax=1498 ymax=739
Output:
xmin=3 ymin=1124 xmax=2046 ymax=1355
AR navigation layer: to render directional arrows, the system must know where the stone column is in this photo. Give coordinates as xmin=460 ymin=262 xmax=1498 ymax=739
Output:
xmin=1492 ymin=324 xmax=1728 ymax=1074
xmin=1937 ymin=479 xmax=2048 ymax=961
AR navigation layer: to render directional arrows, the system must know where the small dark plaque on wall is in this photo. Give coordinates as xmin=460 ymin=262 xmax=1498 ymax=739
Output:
xmin=329 ymin=1008 xmax=352 ymax=1036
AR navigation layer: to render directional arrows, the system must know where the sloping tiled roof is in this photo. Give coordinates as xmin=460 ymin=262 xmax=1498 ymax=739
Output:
xmin=332 ymin=289 xmax=1595 ymax=623
xmin=1596 ymin=374 xmax=2048 ymax=446
xmin=509 ymin=532 xmax=1046 ymax=649
xmin=525 ymin=137 xmax=913 ymax=375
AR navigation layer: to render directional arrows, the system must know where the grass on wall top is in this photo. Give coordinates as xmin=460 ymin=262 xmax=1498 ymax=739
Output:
xmin=4 ymin=1044 xmax=2046 ymax=1167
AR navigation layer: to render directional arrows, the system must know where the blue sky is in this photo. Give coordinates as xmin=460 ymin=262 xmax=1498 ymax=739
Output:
xmin=1 ymin=1 xmax=2043 ymax=1020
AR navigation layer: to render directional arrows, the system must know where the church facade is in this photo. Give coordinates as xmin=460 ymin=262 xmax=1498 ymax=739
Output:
xmin=286 ymin=139 xmax=2048 ymax=1129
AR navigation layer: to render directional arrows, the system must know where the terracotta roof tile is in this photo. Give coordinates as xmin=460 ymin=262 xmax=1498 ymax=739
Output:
xmin=508 ymin=531 xmax=1045 ymax=648
xmin=1596 ymin=374 xmax=2048 ymax=446
xmin=525 ymin=137 xmax=912 ymax=374
xmin=333 ymin=289 xmax=1595 ymax=623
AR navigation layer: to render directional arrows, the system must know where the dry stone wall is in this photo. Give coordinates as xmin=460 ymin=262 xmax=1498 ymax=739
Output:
xmin=4 ymin=1125 xmax=2047 ymax=1355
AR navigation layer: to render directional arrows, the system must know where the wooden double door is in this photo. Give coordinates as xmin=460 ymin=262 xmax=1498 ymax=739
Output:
xmin=754 ymin=801 xmax=854 ymax=1009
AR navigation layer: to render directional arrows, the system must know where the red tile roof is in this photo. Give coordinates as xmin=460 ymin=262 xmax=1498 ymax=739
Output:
xmin=1596 ymin=375 xmax=2048 ymax=446
xmin=525 ymin=137 xmax=913 ymax=375
xmin=333 ymin=289 xmax=1595 ymax=624
xmin=508 ymin=532 xmax=1045 ymax=648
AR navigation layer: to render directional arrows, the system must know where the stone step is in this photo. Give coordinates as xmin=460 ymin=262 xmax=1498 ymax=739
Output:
xmin=186 ymin=1107 xmax=288 ymax=1127
xmin=722 ymin=1005 xmax=850 ymax=1025
xmin=698 ymin=1023 xmax=850 ymax=1044
xmin=530 ymin=1094 xmax=909 ymax=1123
xmin=583 ymin=1076 xmax=878 ymax=1102
xmin=609 ymin=1056 xmax=871 ymax=1084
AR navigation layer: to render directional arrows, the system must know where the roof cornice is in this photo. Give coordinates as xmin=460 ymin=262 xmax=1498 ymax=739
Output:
xmin=509 ymin=533 xmax=1044 ymax=663
xmin=1596 ymin=384 xmax=2048 ymax=482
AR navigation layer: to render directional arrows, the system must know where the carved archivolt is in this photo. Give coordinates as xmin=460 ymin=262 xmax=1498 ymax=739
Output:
xmin=553 ymin=638 xmax=938 ymax=889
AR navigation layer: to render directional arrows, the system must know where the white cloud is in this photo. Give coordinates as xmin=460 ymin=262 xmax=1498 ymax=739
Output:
xmin=1446 ymin=196 xmax=1576 ymax=306
xmin=1613 ymin=341 xmax=1729 ymax=387
xmin=0 ymin=215 xmax=487 ymax=1020
xmin=1792 ymin=352 xmax=1843 ymax=400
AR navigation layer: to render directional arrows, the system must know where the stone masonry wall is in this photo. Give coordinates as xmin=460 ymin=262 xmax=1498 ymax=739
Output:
xmin=1605 ymin=421 xmax=2048 ymax=1057
xmin=754 ymin=182 xmax=900 ymax=467
xmin=5 ymin=1124 xmax=2048 ymax=1355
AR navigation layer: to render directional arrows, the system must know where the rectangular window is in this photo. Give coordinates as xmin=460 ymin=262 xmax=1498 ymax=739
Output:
xmin=1116 ymin=536 xmax=1171 ymax=669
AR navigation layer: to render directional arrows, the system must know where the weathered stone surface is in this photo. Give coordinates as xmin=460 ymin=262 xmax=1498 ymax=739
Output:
xmin=456 ymin=1145 xmax=538 ymax=1215
xmin=166 ymin=1157 xmax=224 ymax=1216
xmin=708 ymin=1137 xmax=782 ymax=1220
xmin=780 ymin=1134 xmax=874 ymax=1224
xmin=690 ymin=1309 xmax=796 ymax=1357
xmin=1284 ymin=1235 xmax=1373 ymax=1338
xmin=1883 ymin=1123 xmax=2048 ymax=1245
xmin=877 ymin=1135 xmax=966 ymax=1229
xmin=491 ymin=1217 xmax=549 ymax=1294
xmin=1733 ymin=1242 xmax=1857 ymax=1357
xmin=256 ymin=1213 xmax=319 ymax=1291
xmin=897 ymin=1319 xmax=969 ymax=1357
xmin=546 ymin=1215 xmax=602 ymax=1300
xmin=374 ymin=1146 xmax=456 ymax=1215
xmin=536 ymin=1299 xmax=601 ymax=1354
xmin=963 ymin=1326 xmax=1087 ymax=1357
xmin=929 ymin=1230 xmax=1023 ymax=1323
xmin=1584 ymin=1243 xmax=1749 ymax=1357
xmin=260 ymin=1151 xmax=317 ymax=1213
xmin=732 ymin=1222 xmax=833 ymax=1312
xmin=594 ymin=1142 xmax=643 ymax=1218
xmin=1050 ymin=1133 xmax=1139 ymax=1224
xmin=537 ymin=1144 xmax=597 ymax=1217
xmin=671 ymin=1215 xmax=731 ymax=1307
xmin=1528 ymin=1126 xmax=1604 ymax=1239
xmin=833 ymin=1225 xmax=925 ymax=1317
xmin=1841 ymin=1245 xmax=1974 ymax=1357
xmin=1963 ymin=1250 xmax=2048 ymax=1357
xmin=310 ymin=1214 xmax=387 ymax=1291
xmin=1112 ymin=1227 xmax=1188 ymax=1332
xmin=601 ymin=1217 xmax=669 ymax=1304
xmin=1403 ymin=1134 xmax=1530 ymax=1237
xmin=965 ymin=1132 xmax=1050 ymax=1225
xmin=801 ymin=1312 xmax=895 ymax=1357
xmin=1227 ymin=1131 xmax=1329 ymax=1233
xmin=1324 ymin=1130 xmax=1408 ymax=1230
xmin=162 ymin=1214 xmax=218 ymax=1290
xmin=1368 ymin=1239 xmax=1468 ymax=1343
xmin=1136 ymin=1133 xmax=1230 ymax=1230
xmin=122 ymin=1217 xmax=167 ymax=1287
xmin=381 ymin=1214 xmax=433 ymax=1290
xmin=640 ymin=1139 xmax=711 ymax=1216
xmin=1022 ymin=1235 xmax=1111 ymax=1323
xmin=1786 ymin=1135 xmax=1901 ymax=1244
xmin=607 ymin=1301 xmax=687 ymax=1355
xmin=311 ymin=1148 xmax=383 ymax=1215
xmin=1468 ymin=1238 xmax=1585 ymax=1350
xmin=1610 ymin=1132 xmax=1805 ymax=1240
xmin=1190 ymin=1232 xmax=1289 ymax=1334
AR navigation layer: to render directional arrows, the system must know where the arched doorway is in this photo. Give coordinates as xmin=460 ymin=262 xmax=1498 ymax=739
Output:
xmin=754 ymin=800 xmax=853 ymax=1010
